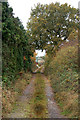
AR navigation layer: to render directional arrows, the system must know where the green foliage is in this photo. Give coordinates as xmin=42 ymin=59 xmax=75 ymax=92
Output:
xmin=27 ymin=2 xmax=78 ymax=54
xmin=44 ymin=30 xmax=78 ymax=117
xmin=2 ymin=2 xmax=33 ymax=87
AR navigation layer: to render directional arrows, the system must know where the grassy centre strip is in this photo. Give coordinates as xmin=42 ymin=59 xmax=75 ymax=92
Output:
xmin=33 ymin=73 xmax=48 ymax=118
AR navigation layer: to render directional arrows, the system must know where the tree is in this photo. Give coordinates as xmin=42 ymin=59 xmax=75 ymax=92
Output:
xmin=27 ymin=2 xmax=78 ymax=54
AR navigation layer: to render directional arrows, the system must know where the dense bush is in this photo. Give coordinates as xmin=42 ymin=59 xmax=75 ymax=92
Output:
xmin=2 ymin=2 xmax=33 ymax=87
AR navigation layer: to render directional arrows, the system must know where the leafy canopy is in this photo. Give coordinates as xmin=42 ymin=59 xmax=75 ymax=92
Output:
xmin=27 ymin=2 xmax=78 ymax=54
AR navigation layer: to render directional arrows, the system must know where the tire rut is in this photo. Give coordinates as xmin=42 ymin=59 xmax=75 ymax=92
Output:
xmin=7 ymin=75 xmax=35 ymax=118
xmin=44 ymin=76 xmax=66 ymax=118
xmin=6 ymin=72 xmax=66 ymax=118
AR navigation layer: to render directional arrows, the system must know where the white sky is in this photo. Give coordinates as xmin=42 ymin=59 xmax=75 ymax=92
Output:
xmin=8 ymin=0 xmax=80 ymax=56
xmin=36 ymin=50 xmax=46 ymax=57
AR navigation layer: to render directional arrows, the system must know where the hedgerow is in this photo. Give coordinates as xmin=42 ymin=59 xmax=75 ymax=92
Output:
xmin=2 ymin=2 xmax=33 ymax=87
xmin=44 ymin=30 xmax=78 ymax=117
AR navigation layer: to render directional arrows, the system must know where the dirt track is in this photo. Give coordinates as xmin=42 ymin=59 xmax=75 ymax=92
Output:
xmin=6 ymin=72 xmax=65 ymax=118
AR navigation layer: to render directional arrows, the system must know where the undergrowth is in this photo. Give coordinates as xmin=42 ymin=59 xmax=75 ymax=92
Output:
xmin=44 ymin=30 xmax=79 ymax=118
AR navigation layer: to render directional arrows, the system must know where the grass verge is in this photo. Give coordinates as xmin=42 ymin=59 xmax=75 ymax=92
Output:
xmin=2 ymin=72 xmax=32 ymax=117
